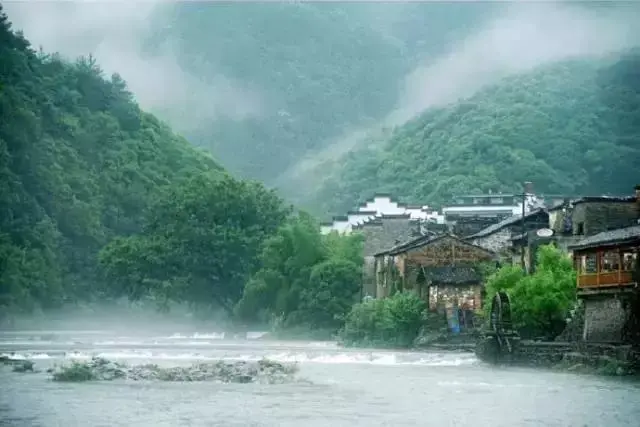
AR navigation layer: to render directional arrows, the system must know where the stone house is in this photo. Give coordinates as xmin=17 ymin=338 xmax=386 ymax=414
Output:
xmin=548 ymin=192 xmax=639 ymax=255
xmin=354 ymin=214 xmax=418 ymax=298
xmin=374 ymin=234 xmax=496 ymax=331
xmin=466 ymin=209 xmax=549 ymax=256
xmin=569 ymin=225 xmax=640 ymax=344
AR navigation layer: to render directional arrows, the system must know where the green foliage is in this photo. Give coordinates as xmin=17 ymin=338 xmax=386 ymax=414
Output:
xmin=484 ymin=244 xmax=577 ymax=339
xmin=99 ymin=173 xmax=290 ymax=314
xmin=235 ymin=213 xmax=364 ymax=332
xmin=315 ymin=54 xmax=640 ymax=214
xmin=339 ymin=292 xmax=427 ymax=348
xmin=0 ymin=7 xmax=247 ymax=315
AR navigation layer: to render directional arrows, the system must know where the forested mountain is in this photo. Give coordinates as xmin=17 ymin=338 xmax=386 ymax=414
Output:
xmin=312 ymin=54 xmax=640 ymax=215
xmin=4 ymin=1 xmax=497 ymax=185
xmin=0 ymin=8 xmax=224 ymax=312
xmin=153 ymin=2 xmax=496 ymax=183
xmin=0 ymin=6 xmax=364 ymax=322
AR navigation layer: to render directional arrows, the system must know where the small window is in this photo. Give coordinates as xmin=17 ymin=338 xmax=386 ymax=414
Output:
xmin=599 ymin=251 xmax=619 ymax=272
xmin=490 ymin=197 xmax=504 ymax=204
xmin=576 ymin=222 xmax=585 ymax=235
xmin=580 ymin=254 xmax=597 ymax=274
xmin=622 ymin=252 xmax=637 ymax=271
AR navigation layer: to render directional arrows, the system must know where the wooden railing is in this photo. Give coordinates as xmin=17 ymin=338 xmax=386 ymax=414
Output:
xmin=577 ymin=271 xmax=634 ymax=289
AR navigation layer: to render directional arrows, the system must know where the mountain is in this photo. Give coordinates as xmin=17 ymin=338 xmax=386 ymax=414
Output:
xmin=2 ymin=2 xmax=498 ymax=185
xmin=311 ymin=53 xmax=640 ymax=216
xmin=0 ymin=7 xmax=223 ymax=311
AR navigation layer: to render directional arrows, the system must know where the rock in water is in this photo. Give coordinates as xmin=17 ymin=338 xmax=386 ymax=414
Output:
xmin=49 ymin=357 xmax=299 ymax=383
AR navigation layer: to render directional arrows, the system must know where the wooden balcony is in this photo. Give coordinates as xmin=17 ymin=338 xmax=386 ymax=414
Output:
xmin=577 ymin=271 xmax=634 ymax=289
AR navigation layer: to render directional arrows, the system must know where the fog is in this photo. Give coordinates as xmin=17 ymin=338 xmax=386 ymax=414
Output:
xmin=3 ymin=0 xmax=263 ymax=133
xmin=279 ymin=1 xmax=640 ymax=189
xmin=390 ymin=1 xmax=640 ymax=124
xmin=1 ymin=301 xmax=236 ymax=333
xmin=5 ymin=1 xmax=640 ymax=200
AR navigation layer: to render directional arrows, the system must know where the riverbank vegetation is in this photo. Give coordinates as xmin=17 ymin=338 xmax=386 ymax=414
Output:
xmin=339 ymin=292 xmax=429 ymax=348
xmin=483 ymin=244 xmax=577 ymax=340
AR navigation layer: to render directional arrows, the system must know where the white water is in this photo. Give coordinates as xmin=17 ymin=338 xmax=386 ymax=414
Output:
xmin=2 ymin=329 xmax=639 ymax=426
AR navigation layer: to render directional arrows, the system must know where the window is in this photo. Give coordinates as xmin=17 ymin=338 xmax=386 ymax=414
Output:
xmin=622 ymin=252 xmax=638 ymax=271
xmin=576 ymin=222 xmax=585 ymax=235
xmin=579 ymin=254 xmax=597 ymax=274
xmin=490 ymin=197 xmax=504 ymax=204
xmin=599 ymin=251 xmax=619 ymax=272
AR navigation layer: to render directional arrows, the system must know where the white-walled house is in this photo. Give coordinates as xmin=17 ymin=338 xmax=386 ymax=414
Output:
xmin=320 ymin=195 xmax=445 ymax=235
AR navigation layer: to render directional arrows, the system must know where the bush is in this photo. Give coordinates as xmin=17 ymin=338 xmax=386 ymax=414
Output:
xmin=339 ymin=292 xmax=427 ymax=348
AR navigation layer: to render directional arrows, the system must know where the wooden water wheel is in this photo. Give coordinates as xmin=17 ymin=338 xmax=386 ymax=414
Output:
xmin=489 ymin=291 xmax=516 ymax=353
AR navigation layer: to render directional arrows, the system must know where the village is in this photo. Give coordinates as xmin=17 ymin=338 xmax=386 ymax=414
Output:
xmin=321 ymin=183 xmax=640 ymax=353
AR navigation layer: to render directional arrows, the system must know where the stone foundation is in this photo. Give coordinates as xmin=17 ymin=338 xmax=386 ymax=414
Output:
xmin=582 ymin=295 xmax=631 ymax=343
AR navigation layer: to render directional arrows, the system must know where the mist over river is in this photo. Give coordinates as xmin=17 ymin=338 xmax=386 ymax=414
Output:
xmin=1 ymin=330 xmax=639 ymax=427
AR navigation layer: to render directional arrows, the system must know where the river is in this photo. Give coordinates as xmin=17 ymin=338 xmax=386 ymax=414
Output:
xmin=1 ymin=329 xmax=639 ymax=427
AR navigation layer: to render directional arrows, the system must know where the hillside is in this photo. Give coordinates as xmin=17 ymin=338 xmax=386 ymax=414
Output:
xmin=312 ymin=54 xmax=640 ymax=215
xmin=158 ymin=2 xmax=495 ymax=183
xmin=3 ymin=2 xmax=497 ymax=185
xmin=0 ymin=8 xmax=224 ymax=311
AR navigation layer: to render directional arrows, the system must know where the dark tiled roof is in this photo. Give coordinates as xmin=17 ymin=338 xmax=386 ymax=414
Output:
xmin=569 ymin=225 xmax=640 ymax=251
xmin=466 ymin=209 xmax=547 ymax=239
xmin=374 ymin=233 xmax=495 ymax=257
xmin=572 ymin=196 xmax=635 ymax=206
xmin=421 ymin=266 xmax=482 ymax=285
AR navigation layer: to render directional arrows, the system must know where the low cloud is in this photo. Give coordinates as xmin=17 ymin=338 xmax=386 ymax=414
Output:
xmin=390 ymin=1 xmax=640 ymax=124
xmin=4 ymin=1 xmax=263 ymax=132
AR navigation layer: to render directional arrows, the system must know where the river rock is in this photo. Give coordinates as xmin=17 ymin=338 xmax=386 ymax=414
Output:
xmin=48 ymin=357 xmax=298 ymax=383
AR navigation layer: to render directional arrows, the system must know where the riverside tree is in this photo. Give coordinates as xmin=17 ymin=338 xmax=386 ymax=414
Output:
xmin=483 ymin=244 xmax=577 ymax=340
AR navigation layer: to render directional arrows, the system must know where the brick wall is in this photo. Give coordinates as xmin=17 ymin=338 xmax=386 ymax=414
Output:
xmin=583 ymin=296 xmax=630 ymax=343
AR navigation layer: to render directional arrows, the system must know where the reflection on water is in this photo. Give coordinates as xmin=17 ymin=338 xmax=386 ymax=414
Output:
xmin=1 ymin=329 xmax=640 ymax=427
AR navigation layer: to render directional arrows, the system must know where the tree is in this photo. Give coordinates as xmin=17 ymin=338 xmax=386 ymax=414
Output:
xmin=483 ymin=244 xmax=577 ymax=339
xmin=99 ymin=173 xmax=290 ymax=316
xmin=235 ymin=213 xmax=364 ymax=332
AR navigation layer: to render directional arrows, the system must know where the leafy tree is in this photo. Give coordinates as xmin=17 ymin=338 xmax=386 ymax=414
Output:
xmin=235 ymin=213 xmax=363 ymax=332
xmin=99 ymin=173 xmax=290 ymax=316
xmin=483 ymin=244 xmax=577 ymax=339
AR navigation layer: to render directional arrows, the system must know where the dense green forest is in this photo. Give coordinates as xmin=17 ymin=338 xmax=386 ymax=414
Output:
xmin=0 ymin=8 xmax=219 ymax=312
xmin=313 ymin=54 xmax=640 ymax=215
xmin=0 ymin=7 xmax=364 ymax=324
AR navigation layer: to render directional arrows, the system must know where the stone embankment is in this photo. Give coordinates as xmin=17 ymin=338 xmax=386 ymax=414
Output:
xmin=1 ymin=355 xmax=299 ymax=384
xmin=475 ymin=335 xmax=640 ymax=377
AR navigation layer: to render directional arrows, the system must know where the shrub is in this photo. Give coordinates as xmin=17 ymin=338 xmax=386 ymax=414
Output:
xmin=339 ymin=292 xmax=427 ymax=348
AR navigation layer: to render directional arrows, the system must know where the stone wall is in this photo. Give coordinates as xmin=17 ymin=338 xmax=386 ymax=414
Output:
xmin=359 ymin=217 xmax=416 ymax=299
xmin=571 ymin=201 xmax=637 ymax=237
xmin=582 ymin=296 xmax=630 ymax=343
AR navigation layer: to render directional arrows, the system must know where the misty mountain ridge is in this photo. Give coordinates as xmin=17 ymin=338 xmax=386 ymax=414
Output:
xmin=4 ymin=1 xmax=640 ymax=215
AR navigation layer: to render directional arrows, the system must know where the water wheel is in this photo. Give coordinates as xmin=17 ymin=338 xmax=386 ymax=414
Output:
xmin=489 ymin=291 xmax=516 ymax=353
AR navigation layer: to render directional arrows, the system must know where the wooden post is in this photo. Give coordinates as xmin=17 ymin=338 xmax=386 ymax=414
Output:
xmin=596 ymin=250 xmax=601 ymax=287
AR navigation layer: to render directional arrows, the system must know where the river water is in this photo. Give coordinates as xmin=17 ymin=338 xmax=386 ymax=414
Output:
xmin=1 ymin=329 xmax=639 ymax=427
